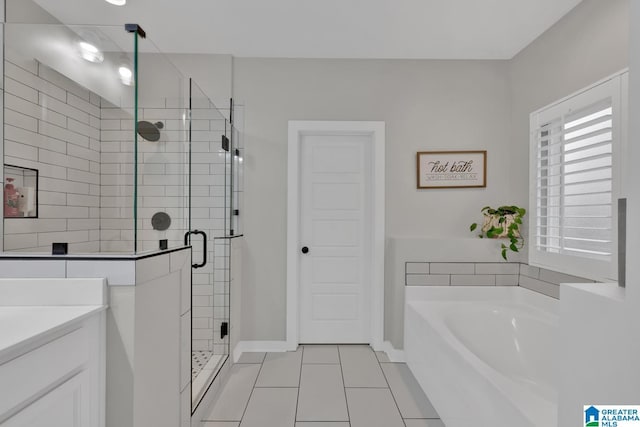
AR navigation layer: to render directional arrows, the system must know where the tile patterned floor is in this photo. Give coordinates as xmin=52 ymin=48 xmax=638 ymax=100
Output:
xmin=200 ymin=345 xmax=445 ymax=427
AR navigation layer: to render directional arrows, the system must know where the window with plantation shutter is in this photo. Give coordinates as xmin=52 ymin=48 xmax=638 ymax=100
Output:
xmin=529 ymin=73 xmax=627 ymax=281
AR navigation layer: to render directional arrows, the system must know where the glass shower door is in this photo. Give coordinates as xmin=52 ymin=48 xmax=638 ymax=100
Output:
xmin=189 ymin=79 xmax=230 ymax=410
xmin=133 ymin=28 xmax=190 ymax=254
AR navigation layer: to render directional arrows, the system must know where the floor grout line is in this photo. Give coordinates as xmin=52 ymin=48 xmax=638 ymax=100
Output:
xmin=343 ymin=386 xmax=392 ymax=389
xmin=403 ymin=417 xmax=442 ymax=420
xmin=236 ymin=354 xmax=266 ymax=426
xmin=337 ymin=345 xmax=352 ymax=425
xmin=301 ymin=363 xmax=341 ymax=365
xmin=253 ymin=386 xmax=300 ymax=388
xmin=377 ymin=347 xmax=408 ymax=427
xmin=293 ymin=345 xmax=304 ymax=424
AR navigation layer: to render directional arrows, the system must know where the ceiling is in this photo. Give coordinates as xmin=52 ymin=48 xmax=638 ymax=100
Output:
xmin=33 ymin=0 xmax=583 ymax=59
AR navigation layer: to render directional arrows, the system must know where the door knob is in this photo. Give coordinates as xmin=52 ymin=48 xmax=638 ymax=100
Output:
xmin=301 ymin=246 xmax=309 ymax=254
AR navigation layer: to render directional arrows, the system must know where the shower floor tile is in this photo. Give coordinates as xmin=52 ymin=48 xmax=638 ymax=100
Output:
xmin=192 ymin=351 xmax=213 ymax=379
xmin=193 ymin=352 xmax=227 ymax=406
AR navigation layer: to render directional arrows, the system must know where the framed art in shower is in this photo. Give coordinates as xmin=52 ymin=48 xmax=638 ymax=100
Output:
xmin=416 ymin=150 xmax=486 ymax=189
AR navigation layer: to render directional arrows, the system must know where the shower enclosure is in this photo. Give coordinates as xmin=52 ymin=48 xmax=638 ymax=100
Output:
xmin=188 ymin=79 xmax=243 ymax=407
xmin=0 ymin=22 xmax=242 ymax=412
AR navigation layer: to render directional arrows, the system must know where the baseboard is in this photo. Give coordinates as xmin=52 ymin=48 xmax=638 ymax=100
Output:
xmin=232 ymin=340 xmax=404 ymax=363
xmin=232 ymin=340 xmax=290 ymax=362
xmin=381 ymin=341 xmax=406 ymax=362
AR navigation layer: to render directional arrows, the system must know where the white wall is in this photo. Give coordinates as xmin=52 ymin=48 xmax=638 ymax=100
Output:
xmin=233 ymin=58 xmax=512 ymax=341
xmin=508 ymin=0 xmax=629 ymax=207
xmin=628 ymin=0 xmax=640 ymax=308
xmin=558 ymin=284 xmax=640 ymax=425
xmin=626 ymin=0 xmax=640 ymax=390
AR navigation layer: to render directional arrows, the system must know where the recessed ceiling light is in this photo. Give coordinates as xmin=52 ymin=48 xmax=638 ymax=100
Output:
xmin=78 ymin=41 xmax=104 ymax=63
xmin=119 ymin=66 xmax=133 ymax=86
xmin=105 ymin=0 xmax=126 ymax=5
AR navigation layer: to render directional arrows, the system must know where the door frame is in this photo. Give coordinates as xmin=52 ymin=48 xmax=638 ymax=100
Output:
xmin=286 ymin=121 xmax=385 ymax=351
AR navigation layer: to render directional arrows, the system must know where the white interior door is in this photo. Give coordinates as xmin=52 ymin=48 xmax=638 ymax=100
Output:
xmin=299 ymin=133 xmax=372 ymax=343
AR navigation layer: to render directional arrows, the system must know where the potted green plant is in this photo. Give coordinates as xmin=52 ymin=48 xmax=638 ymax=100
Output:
xmin=470 ymin=205 xmax=526 ymax=260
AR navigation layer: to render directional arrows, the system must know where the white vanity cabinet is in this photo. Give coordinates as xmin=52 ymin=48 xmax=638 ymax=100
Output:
xmin=0 ymin=279 xmax=107 ymax=427
xmin=0 ymin=248 xmax=192 ymax=427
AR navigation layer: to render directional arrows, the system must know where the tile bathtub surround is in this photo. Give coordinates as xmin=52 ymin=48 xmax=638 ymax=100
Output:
xmin=200 ymin=345 xmax=445 ymax=427
xmin=404 ymin=262 xmax=520 ymax=288
xmin=518 ymin=264 xmax=595 ymax=299
xmin=405 ymin=261 xmax=595 ymax=299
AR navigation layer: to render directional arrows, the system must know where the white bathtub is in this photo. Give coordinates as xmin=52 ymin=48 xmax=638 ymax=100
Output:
xmin=404 ymin=286 xmax=558 ymax=427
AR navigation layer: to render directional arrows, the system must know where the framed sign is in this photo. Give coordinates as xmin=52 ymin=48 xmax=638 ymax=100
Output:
xmin=416 ymin=150 xmax=486 ymax=189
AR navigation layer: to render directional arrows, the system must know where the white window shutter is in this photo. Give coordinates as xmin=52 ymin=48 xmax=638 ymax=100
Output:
xmin=529 ymin=74 xmax=625 ymax=281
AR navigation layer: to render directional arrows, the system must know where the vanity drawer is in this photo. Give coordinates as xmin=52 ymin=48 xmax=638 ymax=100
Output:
xmin=0 ymin=326 xmax=89 ymax=419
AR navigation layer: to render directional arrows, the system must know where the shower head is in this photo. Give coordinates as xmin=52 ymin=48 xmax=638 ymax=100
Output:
xmin=137 ymin=120 xmax=164 ymax=142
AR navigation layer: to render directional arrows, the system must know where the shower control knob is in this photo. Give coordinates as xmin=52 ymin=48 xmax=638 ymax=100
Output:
xmin=301 ymin=246 xmax=309 ymax=254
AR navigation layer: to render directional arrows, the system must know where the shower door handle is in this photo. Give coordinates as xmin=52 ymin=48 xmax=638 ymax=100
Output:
xmin=184 ymin=230 xmax=207 ymax=269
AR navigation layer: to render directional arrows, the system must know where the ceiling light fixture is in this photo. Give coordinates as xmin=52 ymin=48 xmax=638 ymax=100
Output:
xmin=118 ymin=65 xmax=133 ymax=86
xmin=105 ymin=0 xmax=126 ymax=5
xmin=78 ymin=41 xmax=104 ymax=63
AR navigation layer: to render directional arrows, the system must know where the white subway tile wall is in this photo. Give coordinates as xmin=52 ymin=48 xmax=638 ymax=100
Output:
xmin=0 ymin=259 xmax=66 ymax=278
xmin=404 ymin=262 xmax=596 ymax=299
xmin=406 ymin=274 xmax=450 ymax=286
xmin=4 ymin=59 xmax=102 ymax=253
xmin=102 ymin=99 xmax=232 ymax=353
xmin=189 ymin=108 xmax=230 ymax=353
xmin=451 ymin=274 xmax=496 ymax=286
xmin=495 ymin=274 xmax=519 ymax=286
xmin=429 ymin=263 xmax=475 ymax=275
xmin=209 ymin=239 xmax=230 ymax=354
xmin=405 ymin=262 xmax=429 ymax=274
xmin=475 ymin=263 xmax=519 ymax=275
xmin=5 ymin=57 xmax=211 ymax=253
xmin=101 ymin=94 xmax=194 ymax=253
